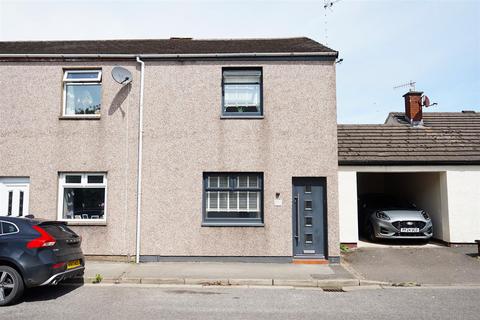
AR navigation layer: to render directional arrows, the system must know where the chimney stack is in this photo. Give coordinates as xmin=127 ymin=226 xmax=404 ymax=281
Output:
xmin=403 ymin=91 xmax=423 ymax=125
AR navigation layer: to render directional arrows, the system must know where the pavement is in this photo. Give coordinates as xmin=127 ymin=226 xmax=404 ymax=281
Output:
xmin=81 ymin=243 xmax=480 ymax=288
xmin=343 ymin=244 xmax=480 ymax=286
xmin=83 ymin=260 xmax=359 ymax=288
xmin=2 ymin=285 xmax=480 ymax=319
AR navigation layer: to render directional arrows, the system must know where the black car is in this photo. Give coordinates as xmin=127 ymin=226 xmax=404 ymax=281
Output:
xmin=0 ymin=216 xmax=84 ymax=306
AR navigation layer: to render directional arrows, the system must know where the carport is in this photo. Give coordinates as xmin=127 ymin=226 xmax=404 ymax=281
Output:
xmin=356 ymin=171 xmax=447 ymax=240
xmin=338 ymin=167 xmax=450 ymax=244
xmin=337 ymin=106 xmax=480 ymax=246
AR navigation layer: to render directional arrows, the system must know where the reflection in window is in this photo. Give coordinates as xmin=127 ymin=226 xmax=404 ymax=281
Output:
xmin=222 ymin=69 xmax=262 ymax=116
xmin=7 ymin=191 xmax=13 ymax=216
xmin=63 ymin=188 xmax=105 ymax=220
xmin=305 ymin=234 xmax=313 ymax=244
xmin=63 ymin=70 xmax=102 ymax=116
xmin=305 ymin=216 xmax=313 ymax=227
xmin=204 ymin=173 xmax=263 ymax=225
xmin=59 ymin=173 xmax=107 ymax=221
xmin=305 ymin=200 xmax=312 ymax=210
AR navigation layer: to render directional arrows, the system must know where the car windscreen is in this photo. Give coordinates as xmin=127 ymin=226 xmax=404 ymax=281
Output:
xmin=365 ymin=195 xmax=416 ymax=210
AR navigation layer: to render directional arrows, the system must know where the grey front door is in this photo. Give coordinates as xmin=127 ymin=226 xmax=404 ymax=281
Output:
xmin=292 ymin=178 xmax=326 ymax=258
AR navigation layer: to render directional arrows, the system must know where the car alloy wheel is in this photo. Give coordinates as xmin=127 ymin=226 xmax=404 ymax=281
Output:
xmin=0 ymin=266 xmax=24 ymax=306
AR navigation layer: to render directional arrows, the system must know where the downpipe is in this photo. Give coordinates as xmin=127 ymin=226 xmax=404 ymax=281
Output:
xmin=135 ymin=57 xmax=145 ymax=264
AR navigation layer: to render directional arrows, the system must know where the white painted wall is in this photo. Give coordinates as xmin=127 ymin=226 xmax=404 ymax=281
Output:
xmin=338 ymin=171 xmax=358 ymax=243
xmin=446 ymin=170 xmax=480 ymax=243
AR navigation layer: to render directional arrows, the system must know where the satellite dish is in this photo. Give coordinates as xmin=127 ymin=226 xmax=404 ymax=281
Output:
xmin=422 ymin=95 xmax=438 ymax=108
xmin=422 ymin=95 xmax=431 ymax=107
xmin=112 ymin=66 xmax=132 ymax=85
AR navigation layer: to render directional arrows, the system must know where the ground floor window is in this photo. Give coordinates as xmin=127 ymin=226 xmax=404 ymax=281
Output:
xmin=203 ymin=173 xmax=263 ymax=226
xmin=58 ymin=173 xmax=106 ymax=222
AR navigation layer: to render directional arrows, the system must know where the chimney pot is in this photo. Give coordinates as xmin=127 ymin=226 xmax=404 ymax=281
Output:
xmin=403 ymin=91 xmax=424 ymax=125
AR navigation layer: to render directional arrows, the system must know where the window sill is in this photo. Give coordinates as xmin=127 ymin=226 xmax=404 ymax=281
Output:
xmin=220 ymin=115 xmax=264 ymax=120
xmin=62 ymin=220 xmax=107 ymax=226
xmin=59 ymin=116 xmax=101 ymax=120
xmin=202 ymin=222 xmax=264 ymax=227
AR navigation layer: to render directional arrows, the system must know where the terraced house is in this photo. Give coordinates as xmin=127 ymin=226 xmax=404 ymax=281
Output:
xmin=0 ymin=37 xmax=341 ymax=263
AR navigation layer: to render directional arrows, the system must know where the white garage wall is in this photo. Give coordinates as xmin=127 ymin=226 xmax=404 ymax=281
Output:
xmin=446 ymin=170 xmax=480 ymax=243
xmin=388 ymin=172 xmax=450 ymax=242
xmin=338 ymin=171 xmax=358 ymax=243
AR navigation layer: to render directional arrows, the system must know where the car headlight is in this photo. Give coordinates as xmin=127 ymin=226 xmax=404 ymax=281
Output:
xmin=421 ymin=210 xmax=430 ymax=220
xmin=375 ymin=211 xmax=390 ymax=220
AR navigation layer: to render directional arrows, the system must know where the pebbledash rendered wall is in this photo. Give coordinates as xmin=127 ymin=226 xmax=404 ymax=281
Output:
xmin=0 ymin=59 xmax=339 ymax=259
xmin=0 ymin=61 xmax=140 ymax=256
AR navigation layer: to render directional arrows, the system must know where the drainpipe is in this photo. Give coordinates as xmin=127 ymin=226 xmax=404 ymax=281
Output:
xmin=135 ymin=57 xmax=145 ymax=264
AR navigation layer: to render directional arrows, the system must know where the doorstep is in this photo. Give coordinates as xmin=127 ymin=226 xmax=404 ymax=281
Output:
xmin=292 ymin=259 xmax=329 ymax=265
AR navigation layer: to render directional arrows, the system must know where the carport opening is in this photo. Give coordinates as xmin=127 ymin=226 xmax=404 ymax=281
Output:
xmin=356 ymin=172 xmax=447 ymax=243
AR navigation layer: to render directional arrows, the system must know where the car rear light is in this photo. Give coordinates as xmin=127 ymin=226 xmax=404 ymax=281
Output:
xmin=27 ymin=225 xmax=56 ymax=249
xmin=52 ymin=262 xmax=66 ymax=269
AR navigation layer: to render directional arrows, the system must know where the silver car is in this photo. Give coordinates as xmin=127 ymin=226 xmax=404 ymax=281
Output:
xmin=359 ymin=194 xmax=433 ymax=241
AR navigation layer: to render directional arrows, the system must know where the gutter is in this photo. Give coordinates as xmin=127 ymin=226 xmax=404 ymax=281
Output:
xmin=135 ymin=57 xmax=145 ymax=264
xmin=338 ymin=160 xmax=480 ymax=166
xmin=0 ymin=51 xmax=338 ymax=59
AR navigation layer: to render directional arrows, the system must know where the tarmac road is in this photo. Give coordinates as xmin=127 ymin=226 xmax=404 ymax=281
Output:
xmin=0 ymin=284 xmax=479 ymax=320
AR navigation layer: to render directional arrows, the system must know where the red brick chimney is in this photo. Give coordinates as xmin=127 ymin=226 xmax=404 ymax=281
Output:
xmin=403 ymin=91 xmax=423 ymax=125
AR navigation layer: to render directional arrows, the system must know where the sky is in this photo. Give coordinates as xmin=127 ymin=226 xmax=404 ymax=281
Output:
xmin=0 ymin=0 xmax=479 ymax=123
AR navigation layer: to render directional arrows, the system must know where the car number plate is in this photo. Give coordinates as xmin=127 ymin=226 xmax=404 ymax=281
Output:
xmin=67 ymin=260 xmax=81 ymax=269
xmin=400 ymin=228 xmax=419 ymax=233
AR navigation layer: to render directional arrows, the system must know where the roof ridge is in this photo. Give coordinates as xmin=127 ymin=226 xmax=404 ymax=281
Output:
xmin=0 ymin=36 xmax=315 ymax=43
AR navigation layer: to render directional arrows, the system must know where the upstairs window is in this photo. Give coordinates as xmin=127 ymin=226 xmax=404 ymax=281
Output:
xmin=222 ymin=68 xmax=262 ymax=117
xmin=62 ymin=70 xmax=102 ymax=117
xmin=203 ymin=173 xmax=263 ymax=226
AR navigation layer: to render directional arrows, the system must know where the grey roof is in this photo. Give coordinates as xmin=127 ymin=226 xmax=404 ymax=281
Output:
xmin=0 ymin=37 xmax=336 ymax=56
xmin=338 ymin=111 xmax=480 ymax=165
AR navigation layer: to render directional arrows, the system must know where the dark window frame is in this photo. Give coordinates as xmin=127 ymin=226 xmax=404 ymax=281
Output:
xmin=202 ymin=172 xmax=264 ymax=227
xmin=221 ymin=67 xmax=263 ymax=118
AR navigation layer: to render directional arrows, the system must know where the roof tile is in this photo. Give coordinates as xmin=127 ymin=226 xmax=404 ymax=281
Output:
xmin=338 ymin=112 xmax=480 ymax=165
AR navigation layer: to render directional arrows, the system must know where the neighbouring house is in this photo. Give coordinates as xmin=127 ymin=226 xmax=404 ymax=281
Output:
xmin=338 ymin=91 xmax=480 ymax=245
xmin=0 ymin=37 xmax=341 ymax=263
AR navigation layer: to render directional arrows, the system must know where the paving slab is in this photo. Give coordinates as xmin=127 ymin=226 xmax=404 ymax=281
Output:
xmin=83 ymin=260 xmax=355 ymax=287
xmin=125 ymin=262 xmax=333 ymax=279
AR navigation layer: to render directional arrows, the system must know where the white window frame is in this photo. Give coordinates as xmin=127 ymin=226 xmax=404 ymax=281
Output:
xmin=57 ymin=172 xmax=107 ymax=224
xmin=62 ymin=69 xmax=102 ymax=117
xmin=63 ymin=70 xmax=102 ymax=82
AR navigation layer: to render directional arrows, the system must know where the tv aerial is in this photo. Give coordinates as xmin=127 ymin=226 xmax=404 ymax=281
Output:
xmin=323 ymin=0 xmax=342 ymax=46
xmin=112 ymin=66 xmax=132 ymax=85
xmin=393 ymin=80 xmax=416 ymax=92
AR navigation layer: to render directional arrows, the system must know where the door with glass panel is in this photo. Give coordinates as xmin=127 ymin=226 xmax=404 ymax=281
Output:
xmin=0 ymin=178 xmax=30 ymax=217
xmin=292 ymin=178 xmax=326 ymax=258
